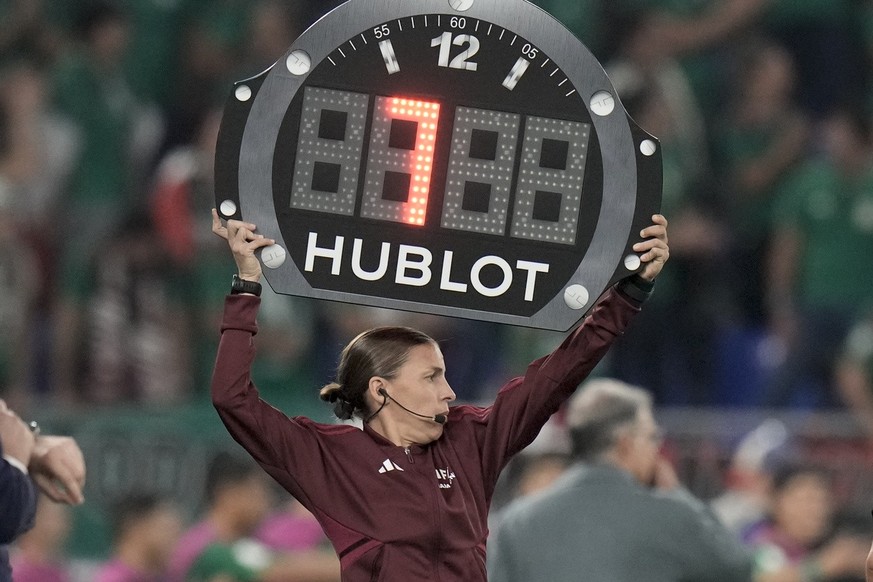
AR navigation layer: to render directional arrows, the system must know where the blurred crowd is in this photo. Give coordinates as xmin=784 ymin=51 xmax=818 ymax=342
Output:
xmin=3 ymin=0 xmax=873 ymax=427
xmin=8 ymin=411 xmax=873 ymax=582
xmin=0 ymin=0 xmax=348 ymax=416
xmin=9 ymin=450 xmax=343 ymax=581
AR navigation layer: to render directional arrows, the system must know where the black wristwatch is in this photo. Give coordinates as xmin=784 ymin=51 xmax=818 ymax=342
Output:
xmin=616 ymin=274 xmax=654 ymax=303
xmin=230 ymin=274 xmax=262 ymax=296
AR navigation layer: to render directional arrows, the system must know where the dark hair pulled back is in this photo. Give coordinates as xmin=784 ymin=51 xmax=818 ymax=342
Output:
xmin=319 ymin=326 xmax=435 ymax=420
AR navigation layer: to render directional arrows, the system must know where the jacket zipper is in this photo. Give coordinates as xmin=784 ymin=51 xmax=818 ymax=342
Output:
xmin=405 ymin=446 xmax=441 ymax=581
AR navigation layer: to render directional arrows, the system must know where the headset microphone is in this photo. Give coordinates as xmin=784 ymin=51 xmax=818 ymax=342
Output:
xmin=378 ymin=388 xmax=447 ymax=424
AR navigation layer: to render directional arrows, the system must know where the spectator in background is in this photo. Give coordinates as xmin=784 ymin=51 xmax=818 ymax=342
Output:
xmin=766 ymin=106 xmax=873 ymax=407
xmin=51 ymin=0 xmax=163 ymax=401
xmin=73 ymin=211 xmax=193 ymax=404
xmin=149 ymin=104 xmax=236 ymax=397
xmin=168 ymin=452 xmax=273 ymax=582
xmin=10 ymin=495 xmax=73 ymax=582
xmin=487 ymin=379 xmax=752 ymax=582
xmin=0 ymin=61 xmax=80 ymax=406
xmin=715 ymin=38 xmax=809 ymax=329
xmin=710 ymin=418 xmax=789 ymax=536
xmin=51 ymin=0 xmax=162 ymax=263
xmin=0 ymin=61 xmax=79 ymax=232
xmin=744 ymin=463 xmax=868 ymax=581
xmin=168 ymin=452 xmax=339 ymax=582
xmin=95 ymin=493 xmax=183 ymax=582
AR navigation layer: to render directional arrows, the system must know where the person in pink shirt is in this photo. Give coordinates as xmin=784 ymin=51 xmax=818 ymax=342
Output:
xmin=167 ymin=451 xmax=338 ymax=582
xmin=96 ymin=493 xmax=183 ymax=582
xmin=9 ymin=496 xmax=72 ymax=582
xmin=167 ymin=452 xmax=273 ymax=582
xmin=255 ymin=499 xmax=329 ymax=553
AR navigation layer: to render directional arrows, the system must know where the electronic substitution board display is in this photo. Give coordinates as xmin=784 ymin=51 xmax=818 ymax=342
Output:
xmin=215 ymin=0 xmax=662 ymax=331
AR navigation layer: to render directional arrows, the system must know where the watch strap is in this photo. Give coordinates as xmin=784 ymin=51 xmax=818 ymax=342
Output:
xmin=616 ymin=274 xmax=654 ymax=304
xmin=231 ymin=274 xmax=262 ymax=296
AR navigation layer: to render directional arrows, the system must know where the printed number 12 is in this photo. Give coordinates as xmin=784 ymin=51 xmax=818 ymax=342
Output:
xmin=431 ymin=32 xmax=479 ymax=71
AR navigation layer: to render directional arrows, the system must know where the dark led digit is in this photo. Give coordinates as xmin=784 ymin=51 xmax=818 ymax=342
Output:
xmin=361 ymin=97 xmax=440 ymax=226
xmin=440 ymin=106 xmax=520 ymax=235
xmin=290 ymin=87 xmax=369 ymax=216
xmin=510 ymin=115 xmax=591 ymax=245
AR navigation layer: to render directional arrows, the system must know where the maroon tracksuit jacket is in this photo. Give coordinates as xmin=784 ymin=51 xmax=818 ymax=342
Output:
xmin=212 ymin=285 xmax=642 ymax=581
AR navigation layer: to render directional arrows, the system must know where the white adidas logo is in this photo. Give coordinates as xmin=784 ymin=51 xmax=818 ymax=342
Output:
xmin=378 ymin=459 xmax=404 ymax=473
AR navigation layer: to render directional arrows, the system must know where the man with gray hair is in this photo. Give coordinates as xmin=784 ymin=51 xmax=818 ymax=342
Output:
xmin=487 ymin=379 xmax=752 ymax=582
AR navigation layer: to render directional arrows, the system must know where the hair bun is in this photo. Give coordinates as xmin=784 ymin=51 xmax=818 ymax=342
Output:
xmin=318 ymin=381 xmax=358 ymax=420
xmin=319 ymin=382 xmax=344 ymax=403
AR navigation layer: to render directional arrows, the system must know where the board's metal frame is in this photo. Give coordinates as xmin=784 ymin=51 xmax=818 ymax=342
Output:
xmin=218 ymin=0 xmax=658 ymax=331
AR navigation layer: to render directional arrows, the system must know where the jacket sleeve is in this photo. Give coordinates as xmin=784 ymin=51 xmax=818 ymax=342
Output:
xmin=0 ymin=441 xmax=38 ymax=544
xmin=476 ymin=284 xmax=644 ymax=486
xmin=210 ymin=294 xmax=335 ymax=509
